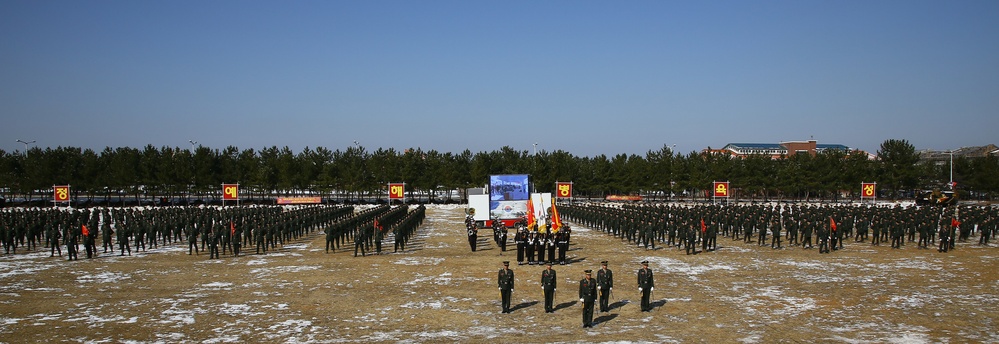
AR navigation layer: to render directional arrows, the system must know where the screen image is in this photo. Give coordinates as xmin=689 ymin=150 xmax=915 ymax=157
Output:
xmin=490 ymin=174 xmax=530 ymax=201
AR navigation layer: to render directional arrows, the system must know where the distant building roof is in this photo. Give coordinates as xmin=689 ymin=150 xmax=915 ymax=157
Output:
xmin=919 ymin=144 xmax=998 ymax=161
xmin=712 ymin=140 xmax=861 ymax=159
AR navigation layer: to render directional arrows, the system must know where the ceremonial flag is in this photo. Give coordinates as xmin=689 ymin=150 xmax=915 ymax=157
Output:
xmin=951 ymin=218 xmax=960 ymax=229
xmin=230 ymin=222 xmax=236 ymax=236
xmin=82 ymin=225 xmax=90 ymax=237
xmin=550 ymin=201 xmax=562 ymax=233
xmin=53 ymin=185 xmax=70 ymax=202
xmin=222 ymin=184 xmax=239 ymax=200
xmin=700 ymin=219 xmax=706 ymax=233
xmin=830 ymin=217 xmax=837 ymax=232
xmin=526 ymin=199 xmax=536 ymax=229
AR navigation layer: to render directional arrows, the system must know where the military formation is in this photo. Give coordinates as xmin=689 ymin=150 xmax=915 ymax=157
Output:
xmin=561 ymin=202 xmax=998 ymax=254
xmin=511 ymin=220 xmax=572 ymax=265
xmin=0 ymin=204 xmax=431 ymax=260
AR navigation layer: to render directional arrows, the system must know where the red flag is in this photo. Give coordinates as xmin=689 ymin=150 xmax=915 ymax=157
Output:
xmin=230 ymin=222 xmax=235 ymax=236
xmin=526 ymin=199 xmax=536 ymax=229
xmin=82 ymin=225 xmax=90 ymax=236
xmin=550 ymin=201 xmax=562 ymax=233
xmin=374 ymin=218 xmax=382 ymax=232
xmin=830 ymin=217 xmax=837 ymax=232
xmin=951 ymin=218 xmax=960 ymax=228
xmin=700 ymin=219 xmax=706 ymax=233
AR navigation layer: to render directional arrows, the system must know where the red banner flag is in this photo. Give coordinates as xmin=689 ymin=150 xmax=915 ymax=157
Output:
xmin=53 ymin=185 xmax=70 ymax=202
xmin=713 ymin=182 xmax=729 ymax=198
xmin=555 ymin=182 xmax=573 ymax=198
xmin=951 ymin=218 xmax=960 ymax=228
xmin=82 ymin=225 xmax=90 ymax=237
xmin=388 ymin=183 xmax=405 ymax=199
xmin=700 ymin=219 xmax=706 ymax=233
xmin=526 ymin=198 xmax=536 ymax=229
xmin=230 ymin=222 xmax=236 ymax=236
xmin=550 ymin=201 xmax=562 ymax=233
xmin=861 ymin=183 xmax=876 ymax=198
xmin=830 ymin=217 xmax=837 ymax=232
xmin=222 ymin=184 xmax=239 ymax=200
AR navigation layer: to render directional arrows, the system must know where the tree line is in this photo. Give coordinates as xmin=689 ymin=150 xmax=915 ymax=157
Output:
xmin=0 ymin=139 xmax=996 ymax=204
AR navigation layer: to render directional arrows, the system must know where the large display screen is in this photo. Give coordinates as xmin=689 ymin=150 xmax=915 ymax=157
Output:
xmin=490 ymin=174 xmax=530 ymax=201
xmin=489 ymin=174 xmax=530 ymax=220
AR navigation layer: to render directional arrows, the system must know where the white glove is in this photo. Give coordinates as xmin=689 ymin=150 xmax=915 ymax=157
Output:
xmin=511 ymin=289 xmax=514 ymax=292
xmin=579 ymin=298 xmax=584 ymax=302
xmin=651 ymin=287 xmax=655 ymax=291
xmin=597 ymin=286 xmax=601 ymax=290
xmin=639 ymin=288 xmax=643 ymax=292
xmin=554 ymin=289 xmax=557 ymax=292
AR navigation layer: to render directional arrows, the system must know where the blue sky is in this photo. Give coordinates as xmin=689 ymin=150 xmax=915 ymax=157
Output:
xmin=2 ymin=0 xmax=997 ymax=157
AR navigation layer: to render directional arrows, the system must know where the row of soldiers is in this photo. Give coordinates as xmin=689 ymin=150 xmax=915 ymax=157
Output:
xmin=0 ymin=204 xmax=357 ymax=260
xmin=514 ymin=222 xmax=571 ymax=265
xmin=498 ymin=259 xmax=650 ymax=329
xmin=561 ymin=202 xmax=997 ymax=254
xmin=346 ymin=205 xmax=427 ymax=257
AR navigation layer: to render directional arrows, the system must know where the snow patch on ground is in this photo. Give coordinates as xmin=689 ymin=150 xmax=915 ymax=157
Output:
xmin=393 ymin=257 xmax=445 ymax=266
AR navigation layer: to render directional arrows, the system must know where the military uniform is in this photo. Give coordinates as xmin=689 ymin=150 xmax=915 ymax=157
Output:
xmin=578 ymin=270 xmax=597 ymax=328
xmin=596 ymin=261 xmax=613 ymax=312
xmin=637 ymin=261 xmax=654 ymax=311
xmin=498 ymin=261 xmax=514 ymax=313
xmin=541 ymin=263 xmax=557 ymax=313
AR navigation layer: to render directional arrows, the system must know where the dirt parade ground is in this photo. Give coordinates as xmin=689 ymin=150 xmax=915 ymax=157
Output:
xmin=1 ymin=204 xmax=997 ymax=343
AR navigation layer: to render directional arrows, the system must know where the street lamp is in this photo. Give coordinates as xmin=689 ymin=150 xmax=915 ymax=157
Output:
xmin=16 ymin=139 xmax=35 ymax=156
xmin=669 ymin=144 xmax=676 ymax=201
xmin=188 ymin=140 xmax=198 ymax=204
xmin=947 ymin=150 xmax=954 ymax=189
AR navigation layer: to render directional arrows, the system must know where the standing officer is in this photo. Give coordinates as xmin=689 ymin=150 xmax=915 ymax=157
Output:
xmin=578 ymin=269 xmax=597 ymax=328
xmin=541 ymin=262 xmax=557 ymax=313
xmin=596 ymin=261 xmax=613 ymax=312
xmin=637 ymin=260 xmax=654 ymax=312
xmin=498 ymin=261 xmax=515 ymax=313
